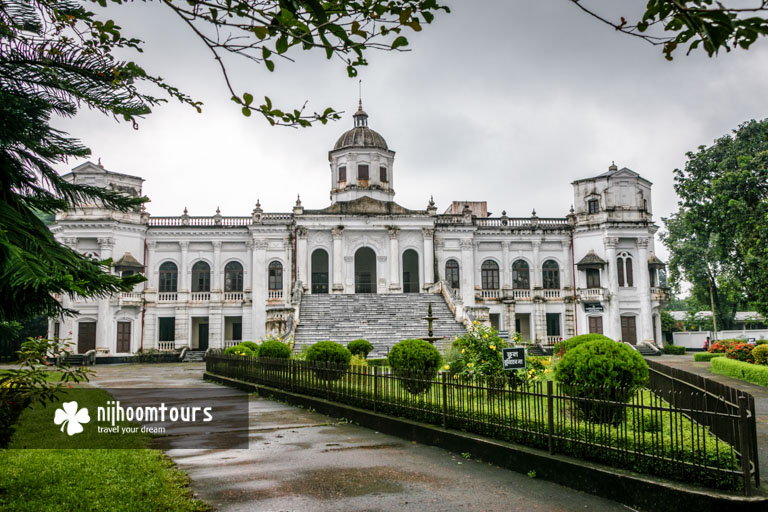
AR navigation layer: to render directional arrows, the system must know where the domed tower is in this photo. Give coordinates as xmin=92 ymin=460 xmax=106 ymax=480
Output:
xmin=329 ymin=102 xmax=396 ymax=203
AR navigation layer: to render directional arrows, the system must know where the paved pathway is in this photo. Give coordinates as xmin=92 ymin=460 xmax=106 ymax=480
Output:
xmin=89 ymin=363 xmax=628 ymax=512
xmin=650 ymin=354 xmax=768 ymax=484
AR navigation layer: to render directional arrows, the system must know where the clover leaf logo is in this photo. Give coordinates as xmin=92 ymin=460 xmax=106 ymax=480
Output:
xmin=54 ymin=401 xmax=90 ymax=436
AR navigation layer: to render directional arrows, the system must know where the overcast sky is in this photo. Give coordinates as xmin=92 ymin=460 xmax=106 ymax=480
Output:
xmin=56 ymin=1 xmax=768 ymax=262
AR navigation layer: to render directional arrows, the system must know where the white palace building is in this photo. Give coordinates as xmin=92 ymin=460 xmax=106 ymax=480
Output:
xmin=49 ymin=103 xmax=669 ymax=357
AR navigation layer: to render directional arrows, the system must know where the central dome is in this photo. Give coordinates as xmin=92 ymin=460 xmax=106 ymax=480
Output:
xmin=333 ymin=102 xmax=388 ymax=151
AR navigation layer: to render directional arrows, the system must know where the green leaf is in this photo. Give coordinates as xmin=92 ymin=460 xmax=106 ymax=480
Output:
xmin=243 ymin=93 xmax=253 ymax=106
xmin=391 ymin=36 xmax=408 ymax=50
xmin=241 ymin=106 xmax=251 ymax=117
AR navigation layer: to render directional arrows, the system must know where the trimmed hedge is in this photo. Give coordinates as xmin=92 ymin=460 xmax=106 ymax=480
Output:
xmin=388 ymin=339 xmax=441 ymax=394
xmin=555 ymin=339 xmax=649 ymax=425
xmin=224 ymin=344 xmax=257 ymax=357
xmin=347 ymin=339 xmax=373 ymax=358
xmin=753 ymin=344 xmax=768 ymax=365
xmin=258 ymin=340 xmax=291 ymax=359
xmin=693 ymin=352 xmax=724 ymax=362
xmin=305 ymin=341 xmax=351 ymax=365
xmin=238 ymin=341 xmax=260 ymax=353
xmin=554 ymin=333 xmax=613 ymax=356
xmin=663 ymin=344 xmax=686 ymax=355
xmin=711 ymin=356 xmax=768 ymax=387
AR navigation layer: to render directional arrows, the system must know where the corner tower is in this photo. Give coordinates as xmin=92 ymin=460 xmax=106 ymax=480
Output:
xmin=329 ymin=102 xmax=396 ymax=203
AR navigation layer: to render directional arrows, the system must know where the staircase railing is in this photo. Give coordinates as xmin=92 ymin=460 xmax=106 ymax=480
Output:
xmin=435 ymin=280 xmax=473 ymax=330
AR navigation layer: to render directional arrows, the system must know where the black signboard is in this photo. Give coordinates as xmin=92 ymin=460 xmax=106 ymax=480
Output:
xmin=584 ymin=302 xmax=604 ymax=313
xmin=502 ymin=347 xmax=526 ymax=371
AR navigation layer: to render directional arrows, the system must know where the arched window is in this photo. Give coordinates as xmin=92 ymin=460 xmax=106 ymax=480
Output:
xmin=158 ymin=262 xmax=178 ymax=292
xmin=268 ymin=261 xmax=283 ymax=291
xmin=481 ymin=260 xmax=499 ymax=290
xmin=617 ymin=252 xmax=633 ymax=287
xmin=445 ymin=260 xmax=460 ymax=290
xmin=224 ymin=261 xmax=244 ymax=292
xmin=542 ymin=260 xmax=560 ymax=289
xmin=512 ymin=260 xmax=530 ymax=289
xmin=191 ymin=261 xmax=211 ymax=292
xmin=311 ymin=249 xmax=329 ymax=294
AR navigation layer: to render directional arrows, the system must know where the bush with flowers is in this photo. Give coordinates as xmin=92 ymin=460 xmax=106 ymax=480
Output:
xmin=707 ymin=339 xmax=740 ymax=354
xmin=724 ymin=340 xmax=755 ymax=364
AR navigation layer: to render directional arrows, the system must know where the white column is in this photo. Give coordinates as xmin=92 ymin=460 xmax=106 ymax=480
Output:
xmin=212 ymin=241 xmax=222 ymax=292
xmin=252 ymin=239 xmax=267 ymax=340
xmin=501 ymin=241 xmax=511 ymax=291
xmin=296 ymin=228 xmax=308 ymax=290
xmin=245 ymin=240 xmax=255 ymax=339
xmin=532 ymin=240 xmax=542 ymax=289
xmin=460 ymin=239 xmax=474 ymax=304
xmin=637 ymin=238 xmax=654 ymax=342
xmin=388 ymin=227 xmax=400 ymax=292
xmin=179 ymin=241 xmax=189 ymax=292
xmin=562 ymin=241 xmax=572 ymax=290
xmin=603 ymin=237 xmax=621 ymax=340
xmin=96 ymin=237 xmax=114 ymax=352
xmin=145 ymin=240 xmax=156 ymax=290
xmin=332 ymin=227 xmax=344 ymax=292
xmin=284 ymin=238 xmax=292 ymax=301
xmin=422 ymin=228 xmax=435 ymax=287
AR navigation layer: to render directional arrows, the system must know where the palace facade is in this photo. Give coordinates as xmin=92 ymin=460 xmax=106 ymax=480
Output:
xmin=49 ymin=103 xmax=669 ymax=355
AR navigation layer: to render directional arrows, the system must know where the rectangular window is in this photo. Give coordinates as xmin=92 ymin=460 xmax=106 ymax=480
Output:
xmin=380 ymin=166 xmax=388 ymax=182
xmin=158 ymin=317 xmax=175 ymax=342
xmin=621 ymin=316 xmax=637 ymax=344
xmin=546 ymin=313 xmax=561 ymax=337
xmin=588 ymin=199 xmax=599 ymax=214
xmin=358 ymin=164 xmax=369 ymax=180
xmin=489 ymin=313 xmax=500 ymax=331
xmin=589 ymin=316 xmax=603 ymax=334
xmin=53 ymin=321 xmax=60 ymax=340
xmin=232 ymin=322 xmax=242 ymax=341
xmin=338 ymin=166 xmax=346 ymax=182
xmin=586 ymin=268 xmax=600 ymax=288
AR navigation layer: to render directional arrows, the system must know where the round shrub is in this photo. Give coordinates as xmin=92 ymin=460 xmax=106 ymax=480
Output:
xmin=725 ymin=341 xmax=755 ymax=364
xmin=554 ymin=333 xmax=614 ymax=357
xmin=258 ymin=340 xmax=291 ymax=359
xmin=555 ymin=339 xmax=649 ymax=425
xmin=305 ymin=341 xmax=351 ymax=381
xmin=752 ymin=344 xmax=768 ymax=365
xmin=238 ymin=341 xmax=260 ymax=353
xmin=388 ymin=339 xmax=441 ymax=394
xmin=347 ymin=339 xmax=373 ymax=358
xmin=224 ymin=344 xmax=256 ymax=357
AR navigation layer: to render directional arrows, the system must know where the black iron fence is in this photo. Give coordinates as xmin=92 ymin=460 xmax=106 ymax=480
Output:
xmin=207 ymin=355 xmax=758 ymax=494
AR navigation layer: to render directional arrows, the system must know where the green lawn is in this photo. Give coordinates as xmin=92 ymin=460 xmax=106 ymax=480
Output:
xmin=0 ymin=387 xmax=209 ymax=511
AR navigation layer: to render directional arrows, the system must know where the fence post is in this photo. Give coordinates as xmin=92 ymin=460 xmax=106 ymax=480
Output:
xmin=738 ymin=395 xmax=753 ymax=497
xmin=373 ymin=366 xmax=379 ymax=413
xmin=547 ymin=380 xmax=554 ymax=455
xmin=441 ymin=372 xmax=448 ymax=428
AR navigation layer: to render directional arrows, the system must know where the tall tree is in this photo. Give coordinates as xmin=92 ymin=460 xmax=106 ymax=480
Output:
xmin=0 ymin=0 xmax=448 ymax=331
xmin=660 ymin=119 xmax=768 ymax=327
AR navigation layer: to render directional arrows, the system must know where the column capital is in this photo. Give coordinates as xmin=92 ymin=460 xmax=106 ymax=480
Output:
xmin=603 ymin=237 xmax=619 ymax=248
xmin=459 ymin=238 xmax=474 ymax=249
xmin=146 ymin=240 xmax=157 ymax=249
xmin=97 ymin=237 xmax=114 ymax=248
xmin=422 ymin=228 xmax=434 ymax=238
xmin=296 ymin=226 xmax=308 ymax=239
xmin=212 ymin=241 xmax=222 ymax=249
xmin=388 ymin=227 xmax=400 ymax=239
xmin=62 ymin=237 xmax=78 ymax=247
xmin=637 ymin=237 xmax=649 ymax=249
xmin=332 ymin=226 xmax=344 ymax=240
xmin=245 ymin=240 xmax=255 ymax=249
xmin=178 ymin=240 xmax=190 ymax=250
xmin=253 ymin=239 xmax=269 ymax=249
xmin=502 ymin=240 xmax=511 ymax=250
xmin=531 ymin=240 xmax=541 ymax=250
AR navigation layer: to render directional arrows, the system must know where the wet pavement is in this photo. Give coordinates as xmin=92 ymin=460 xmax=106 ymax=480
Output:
xmin=88 ymin=363 xmax=628 ymax=512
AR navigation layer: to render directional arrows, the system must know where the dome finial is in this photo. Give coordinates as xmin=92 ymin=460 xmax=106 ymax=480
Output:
xmin=354 ymin=80 xmax=368 ymax=127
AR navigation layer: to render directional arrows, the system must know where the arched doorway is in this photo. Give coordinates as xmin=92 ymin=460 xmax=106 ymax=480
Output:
xmin=311 ymin=249 xmax=329 ymax=294
xmin=402 ymin=249 xmax=419 ymax=293
xmin=354 ymin=247 xmax=377 ymax=293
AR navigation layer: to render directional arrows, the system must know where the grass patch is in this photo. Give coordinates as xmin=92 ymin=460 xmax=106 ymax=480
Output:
xmin=711 ymin=356 xmax=768 ymax=387
xmin=693 ymin=352 xmax=724 ymax=362
xmin=663 ymin=344 xmax=686 ymax=355
xmin=0 ymin=387 xmax=209 ymax=511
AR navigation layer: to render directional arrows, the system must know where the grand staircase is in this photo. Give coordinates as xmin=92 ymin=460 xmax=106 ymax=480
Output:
xmin=294 ymin=293 xmax=467 ymax=357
